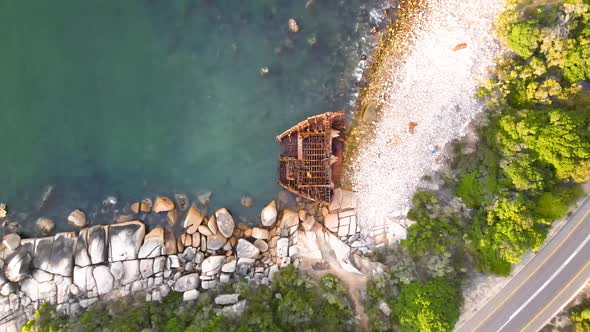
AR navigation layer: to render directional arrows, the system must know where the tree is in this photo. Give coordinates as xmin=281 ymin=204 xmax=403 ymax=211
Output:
xmin=393 ymin=278 xmax=461 ymax=332
xmin=506 ymin=20 xmax=543 ymax=58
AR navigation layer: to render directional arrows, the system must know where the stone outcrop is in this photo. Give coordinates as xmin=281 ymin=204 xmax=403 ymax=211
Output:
xmin=0 ymin=192 xmax=366 ymax=332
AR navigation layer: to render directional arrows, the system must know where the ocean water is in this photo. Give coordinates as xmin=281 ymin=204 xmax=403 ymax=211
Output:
xmin=0 ymin=0 xmax=378 ymax=236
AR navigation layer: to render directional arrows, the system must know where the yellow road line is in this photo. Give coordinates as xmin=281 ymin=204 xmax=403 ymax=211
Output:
xmin=521 ymin=258 xmax=590 ymax=332
xmin=472 ymin=206 xmax=590 ymax=331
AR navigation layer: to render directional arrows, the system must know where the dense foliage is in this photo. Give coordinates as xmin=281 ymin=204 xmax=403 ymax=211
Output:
xmin=23 ymin=266 xmax=354 ymax=332
xmin=405 ymin=0 xmax=589 ymax=276
xmin=569 ymin=300 xmax=590 ymax=331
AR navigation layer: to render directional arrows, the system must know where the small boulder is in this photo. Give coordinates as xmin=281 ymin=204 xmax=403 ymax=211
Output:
xmin=260 ymin=200 xmax=278 ymax=227
xmin=2 ymin=233 xmax=20 ymax=251
xmin=197 ymin=192 xmax=212 ymax=205
xmin=251 ymin=227 xmax=269 ymax=240
xmin=36 ymin=218 xmax=55 ymax=234
xmin=236 ymin=239 xmax=260 ymax=259
xmin=173 ymin=273 xmax=199 ymax=292
xmin=183 ymin=289 xmax=199 ymax=301
xmin=68 ymin=209 xmax=87 ymax=228
xmin=253 ymin=239 xmax=268 ymax=252
xmin=208 ymin=215 xmax=219 ymax=235
xmin=207 ymin=233 xmax=227 ymax=251
xmin=215 ymin=293 xmax=239 ymax=306
xmin=184 ymin=206 xmax=204 ymax=232
xmin=215 ymin=209 xmax=235 ymax=238
xmin=153 ymin=196 xmax=174 ymax=213
xmin=201 ymin=255 xmax=225 ymax=276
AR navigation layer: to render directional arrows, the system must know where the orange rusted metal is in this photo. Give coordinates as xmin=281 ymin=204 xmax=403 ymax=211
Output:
xmin=276 ymin=112 xmax=346 ymax=203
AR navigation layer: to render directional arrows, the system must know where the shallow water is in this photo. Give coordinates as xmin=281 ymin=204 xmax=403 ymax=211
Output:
xmin=0 ymin=0 xmax=378 ymax=236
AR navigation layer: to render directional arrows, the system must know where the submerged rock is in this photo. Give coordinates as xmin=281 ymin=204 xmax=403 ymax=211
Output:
xmin=68 ymin=209 xmax=87 ymax=228
xmin=36 ymin=218 xmax=55 ymax=234
xmin=288 ymin=18 xmax=299 ymax=32
xmin=240 ymin=195 xmax=254 ymax=208
xmin=260 ymin=200 xmax=278 ymax=227
xmin=175 ymin=194 xmax=189 ymax=211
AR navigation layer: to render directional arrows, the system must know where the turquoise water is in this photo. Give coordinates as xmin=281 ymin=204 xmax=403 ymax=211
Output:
xmin=0 ymin=0 xmax=377 ymax=235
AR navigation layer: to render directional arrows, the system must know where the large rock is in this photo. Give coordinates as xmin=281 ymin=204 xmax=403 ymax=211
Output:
xmin=5 ymin=251 xmax=31 ymax=282
xmin=173 ymin=273 xmax=199 ymax=292
xmin=251 ymin=227 xmax=269 ymax=240
xmin=33 ymin=236 xmax=54 ymax=270
xmin=2 ymin=233 xmax=20 ymax=251
xmin=236 ymin=239 xmax=260 ymax=259
xmin=75 ymin=229 xmax=92 ymax=267
xmin=207 ymin=233 xmax=227 ymax=251
xmin=68 ymin=209 xmax=87 ymax=228
xmin=138 ymin=226 xmax=165 ymax=258
xmin=88 ymin=226 xmax=107 ymax=265
xmin=48 ymin=232 xmax=77 ymax=276
xmin=201 ymin=255 xmax=225 ymax=276
xmin=278 ymin=209 xmax=299 ymax=236
xmin=153 ymin=196 xmax=174 ymax=213
xmin=260 ymin=200 xmax=278 ymax=227
xmin=184 ymin=206 xmax=204 ymax=232
xmin=121 ymin=260 xmax=140 ymax=286
xmin=215 ymin=293 xmax=239 ymax=305
xmin=93 ymin=265 xmax=114 ymax=295
xmin=215 ymin=208 xmax=235 ymax=238
xmin=109 ymin=221 xmax=145 ymax=262
xmin=21 ymin=277 xmax=39 ymax=302
xmin=73 ymin=266 xmax=92 ymax=293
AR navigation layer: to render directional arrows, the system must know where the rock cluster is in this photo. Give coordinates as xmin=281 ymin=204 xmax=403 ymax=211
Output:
xmin=0 ymin=190 xmax=367 ymax=331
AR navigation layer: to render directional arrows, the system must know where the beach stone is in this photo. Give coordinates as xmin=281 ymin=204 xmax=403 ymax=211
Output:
xmin=93 ymin=265 xmax=114 ymax=295
xmin=36 ymin=218 xmax=55 ymax=234
xmin=183 ymin=289 xmax=199 ymax=301
xmin=109 ymin=221 xmax=145 ymax=262
xmin=164 ymin=230 xmax=177 ymax=255
xmin=253 ymin=239 xmax=269 ymax=252
xmin=184 ymin=206 xmax=204 ymax=232
xmin=197 ymin=225 xmax=213 ymax=237
xmin=153 ymin=196 xmax=174 ymax=213
xmin=6 ymin=251 xmax=31 ymax=282
xmin=173 ymin=273 xmax=199 ymax=292
xmin=236 ymin=239 xmax=260 ymax=259
xmin=121 ymin=260 xmax=140 ymax=286
xmin=260 ymin=200 xmax=278 ymax=227
xmin=167 ymin=210 xmax=178 ymax=227
xmin=2 ymin=233 xmax=20 ymax=251
xmin=68 ymin=209 xmax=87 ymax=228
xmin=276 ymin=238 xmax=289 ymax=258
xmin=75 ymin=229 xmax=92 ymax=267
xmin=215 ymin=208 xmax=235 ymax=238
xmin=201 ymin=255 xmax=225 ymax=275
xmin=207 ymin=233 xmax=226 ymax=251
xmin=251 ymin=227 xmax=269 ymax=240
xmin=208 ymin=215 xmax=219 ymax=235
xmin=88 ymin=226 xmax=108 ymax=265
xmin=215 ymin=293 xmax=239 ymax=306
xmin=240 ymin=196 xmax=253 ymax=208
xmin=138 ymin=226 xmax=165 ymax=259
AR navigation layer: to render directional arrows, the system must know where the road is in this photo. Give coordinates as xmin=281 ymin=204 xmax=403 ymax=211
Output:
xmin=456 ymin=196 xmax=590 ymax=332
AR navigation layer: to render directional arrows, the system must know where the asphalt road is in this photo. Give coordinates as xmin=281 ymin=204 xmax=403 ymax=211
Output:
xmin=456 ymin=196 xmax=590 ymax=332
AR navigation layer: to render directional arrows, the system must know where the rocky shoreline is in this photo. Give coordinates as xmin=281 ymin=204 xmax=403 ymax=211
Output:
xmin=0 ymin=189 xmax=388 ymax=331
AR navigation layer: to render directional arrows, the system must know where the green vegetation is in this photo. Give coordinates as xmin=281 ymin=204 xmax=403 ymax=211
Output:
xmin=569 ymin=300 xmax=590 ymax=331
xmin=23 ymin=266 xmax=354 ymax=332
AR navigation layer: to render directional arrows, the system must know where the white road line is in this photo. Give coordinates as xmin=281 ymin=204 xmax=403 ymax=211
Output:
xmin=495 ymin=232 xmax=590 ymax=332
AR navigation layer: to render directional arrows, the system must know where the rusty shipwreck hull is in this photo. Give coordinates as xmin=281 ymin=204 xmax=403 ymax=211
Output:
xmin=276 ymin=112 xmax=346 ymax=203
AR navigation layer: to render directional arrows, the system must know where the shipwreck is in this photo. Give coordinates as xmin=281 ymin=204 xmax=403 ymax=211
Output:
xmin=276 ymin=112 xmax=346 ymax=203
